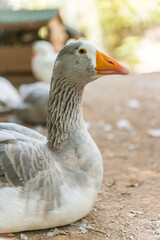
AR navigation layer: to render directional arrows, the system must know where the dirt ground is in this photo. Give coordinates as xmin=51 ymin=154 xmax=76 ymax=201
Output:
xmin=1 ymin=72 xmax=160 ymax=240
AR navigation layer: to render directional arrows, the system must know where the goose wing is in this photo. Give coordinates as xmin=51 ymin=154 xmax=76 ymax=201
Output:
xmin=0 ymin=123 xmax=48 ymax=188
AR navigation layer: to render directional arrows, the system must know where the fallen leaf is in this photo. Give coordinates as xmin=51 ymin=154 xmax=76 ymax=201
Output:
xmin=127 ymin=210 xmax=144 ymax=219
xmin=125 ymin=178 xmax=140 ymax=187
xmin=130 ymin=210 xmax=144 ymax=215
xmin=121 ymin=192 xmax=131 ymax=196
xmin=53 ymin=228 xmax=68 ymax=235
xmin=106 ymin=179 xmax=115 ymax=187
xmin=127 ymin=213 xmax=137 ymax=218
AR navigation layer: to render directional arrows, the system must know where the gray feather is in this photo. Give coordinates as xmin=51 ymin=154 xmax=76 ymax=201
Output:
xmin=0 ymin=123 xmax=47 ymax=187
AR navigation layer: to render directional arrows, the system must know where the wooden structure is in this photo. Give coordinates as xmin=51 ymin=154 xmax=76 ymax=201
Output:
xmin=0 ymin=8 xmax=83 ymax=86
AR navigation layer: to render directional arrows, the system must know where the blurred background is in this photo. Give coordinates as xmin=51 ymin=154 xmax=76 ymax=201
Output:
xmin=1 ymin=2 xmax=160 ymax=238
xmin=0 ymin=0 xmax=160 ymax=77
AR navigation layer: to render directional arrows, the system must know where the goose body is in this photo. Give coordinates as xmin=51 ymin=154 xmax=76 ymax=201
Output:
xmin=0 ymin=81 xmax=49 ymax=125
xmin=0 ymin=123 xmax=101 ymax=232
xmin=31 ymin=41 xmax=58 ymax=83
xmin=0 ymin=77 xmax=20 ymax=112
xmin=13 ymin=82 xmax=49 ymax=124
xmin=0 ymin=40 xmax=129 ymax=233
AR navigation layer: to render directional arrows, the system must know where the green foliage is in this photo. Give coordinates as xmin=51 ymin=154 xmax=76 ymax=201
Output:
xmin=97 ymin=0 xmax=160 ymax=66
xmin=114 ymin=36 xmax=141 ymax=66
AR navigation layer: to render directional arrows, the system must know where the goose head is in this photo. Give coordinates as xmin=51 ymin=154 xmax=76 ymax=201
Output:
xmin=32 ymin=40 xmax=55 ymax=57
xmin=53 ymin=40 xmax=129 ymax=87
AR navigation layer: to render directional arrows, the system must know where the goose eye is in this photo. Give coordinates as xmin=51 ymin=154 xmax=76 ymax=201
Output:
xmin=78 ymin=48 xmax=87 ymax=55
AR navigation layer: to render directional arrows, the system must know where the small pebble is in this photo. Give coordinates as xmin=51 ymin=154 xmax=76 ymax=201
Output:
xmin=121 ymin=229 xmax=127 ymax=233
xmin=117 ymin=119 xmax=132 ymax=131
xmin=155 ymin=228 xmax=160 ymax=234
xmin=129 ymin=234 xmax=135 ymax=240
xmin=106 ymin=133 xmax=114 ymax=140
xmin=20 ymin=234 xmax=28 ymax=240
xmin=104 ymin=124 xmax=112 ymax=131
xmin=130 ymin=210 xmax=144 ymax=215
xmin=127 ymin=213 xmax=136 ymax=218
xmin=128 ymin=144 xmax=135 ymax=150
xmin=97 ymin=120 xmax=105 ymax=126
xmin=78 ymin=226 xmax=87 ymax=233
xmin=109 ymin=153 xmax=115 ymax=158
xmin=114 ymin=106 xmax=122 ymax=113
xmin=148 ymin=129 xmax=160 ymax=137
xmin=46 ymin=232 xmax=56 ymax=238
xmin=150 ymin=118 xmax=158 ymax=125
xmin=130 ymin=131 xmax=136 ymax=136
xmin=152 ymin=163 xmax=158 ymax=168
xmin=127 ymin=99 xmax=140 ymax=109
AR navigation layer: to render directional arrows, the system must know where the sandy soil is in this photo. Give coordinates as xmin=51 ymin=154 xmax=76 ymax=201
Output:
xmin=1 ymin=72 xmax=160 ymax=240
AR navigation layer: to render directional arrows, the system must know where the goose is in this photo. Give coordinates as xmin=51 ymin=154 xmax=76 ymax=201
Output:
xmin=0 ymin=40 xmax=129 ymax=235
xmin=12 ymin=82 xmax=50 ymax=124
xmin=31 ymin=40 xmax=58 ymax=83
xmin=0 ymin=77 xmax=20 ymax=113
xmin=0 ymin=81 xmax=49 ymax=125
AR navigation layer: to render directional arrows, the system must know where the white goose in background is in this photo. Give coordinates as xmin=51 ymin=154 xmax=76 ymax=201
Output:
xmin=0 ymin=40 xmax=129 ymax=235
xmin=0 ymin=77 xmax=20 ymax=112
xmin=13 ymin=82 xmax=50 ymax=125
xmin=0 ymin=81 xmax=49 ymax=125
xmin=31 ymin=40 xmax=58 ymax=83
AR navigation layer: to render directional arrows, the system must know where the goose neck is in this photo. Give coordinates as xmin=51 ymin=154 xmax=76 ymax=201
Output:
xmin=47 ymin=77 xmax=85 ymax=149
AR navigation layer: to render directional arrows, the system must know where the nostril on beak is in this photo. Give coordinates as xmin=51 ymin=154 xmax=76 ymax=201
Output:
xmin=108 ymin=60 xmax=115 ymax=65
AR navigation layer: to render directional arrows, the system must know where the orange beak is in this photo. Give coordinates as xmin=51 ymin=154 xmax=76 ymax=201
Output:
xmin=95 ymin=50 xmax=129 ymax=75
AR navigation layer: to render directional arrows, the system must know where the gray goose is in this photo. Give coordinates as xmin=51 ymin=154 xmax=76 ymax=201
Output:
xmin=0 ymin=40 xmax=129 ymax=235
